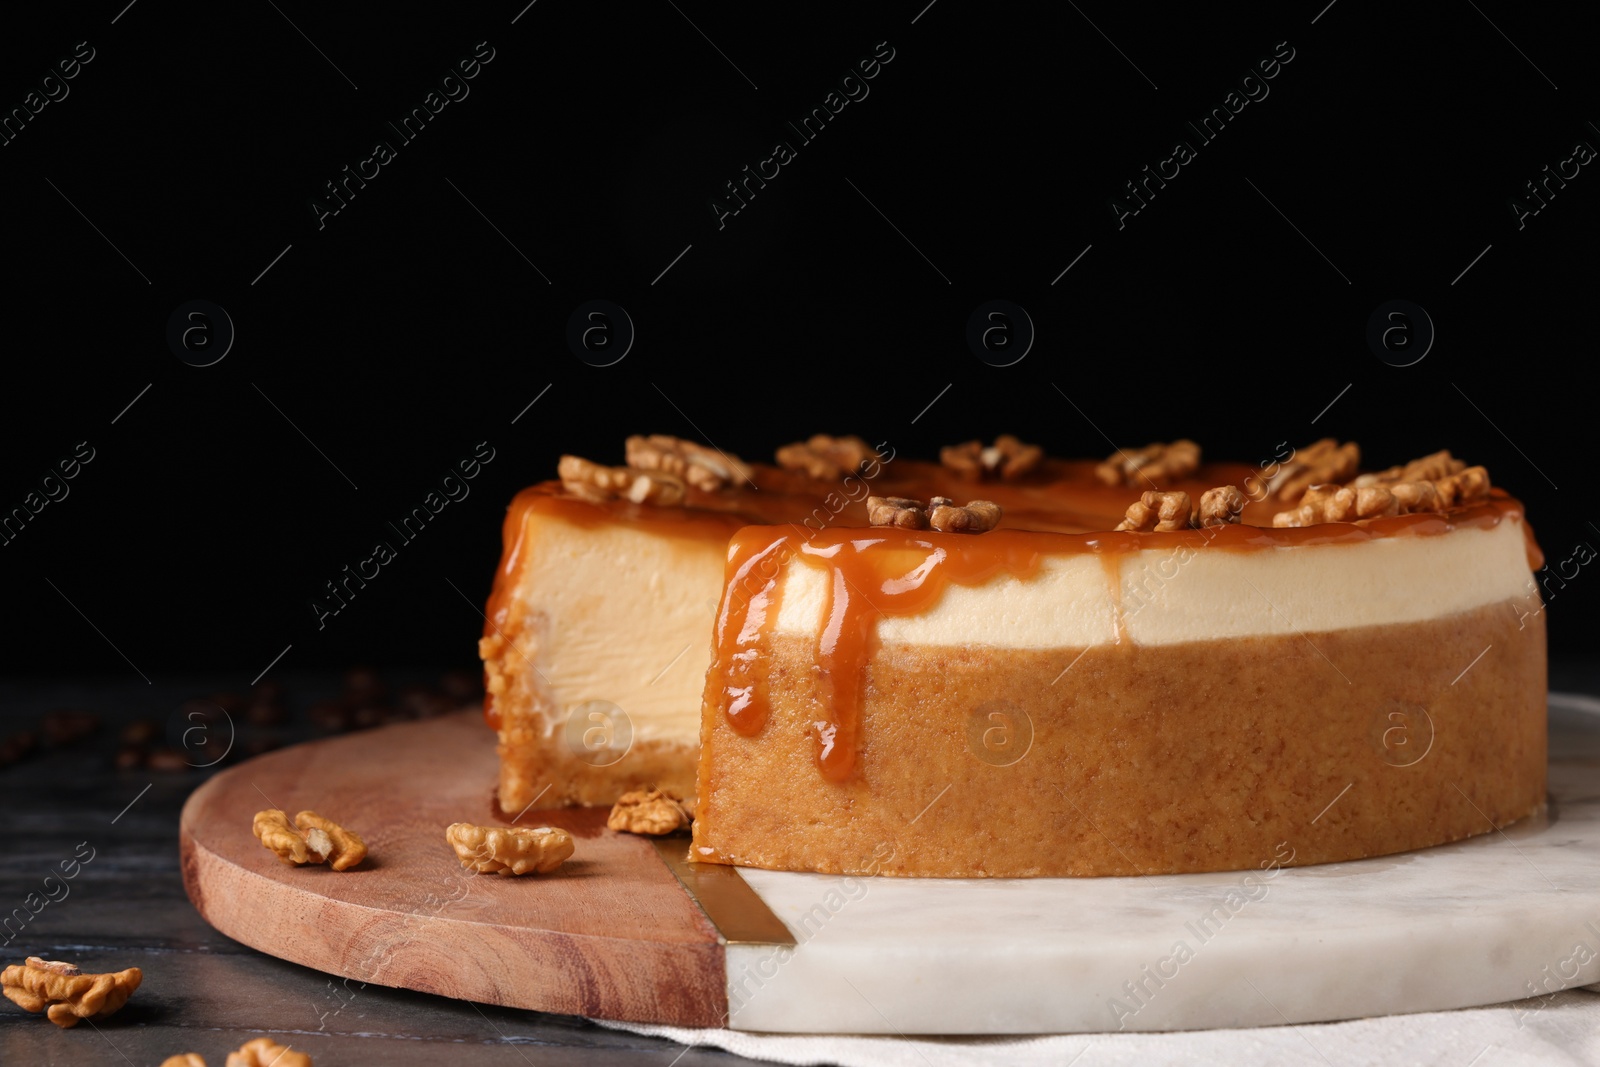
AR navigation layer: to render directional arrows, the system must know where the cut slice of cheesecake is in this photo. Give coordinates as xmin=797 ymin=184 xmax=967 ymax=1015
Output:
xmin=481 ymin=434 xmax=909 ymax=810
xmin=480 ymin=488 xmax=742 ymax=808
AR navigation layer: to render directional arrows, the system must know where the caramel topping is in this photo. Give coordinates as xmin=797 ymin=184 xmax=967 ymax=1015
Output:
xmin=716 ymin=539 xmax=790 ymax=737
xmin=710 ymin=527 xmax=1048 ymax=781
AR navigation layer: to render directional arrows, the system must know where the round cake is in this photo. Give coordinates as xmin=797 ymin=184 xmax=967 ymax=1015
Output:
xmin=479 ymin=435 xmax=1546 ymax=877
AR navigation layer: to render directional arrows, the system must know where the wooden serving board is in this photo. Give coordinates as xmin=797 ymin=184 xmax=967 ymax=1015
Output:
xmin=184 ymin=698 xmax=1600 ymax=1034
xmin=179 ymin=711 xmax=742 ymax=1027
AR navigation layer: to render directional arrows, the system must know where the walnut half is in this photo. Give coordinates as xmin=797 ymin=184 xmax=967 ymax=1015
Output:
xmin=446 ymin=823 xmax=574 ymax=875
xmin=161 ymin=1040 xmax=315 ymax=1067
xmin=929 ymin=498 xmax=1002 ymax=533
xmin=1195 ymin=485 xmax=1247 ymax=528
xmin=866 ymin=496 xmax=928 ymax=529
xmin=293 ymin=810 xmax=368 ymax=871
xmin=1271 ymin=439 xmax=1361 ymax=502
xmin=867 ymin=495 xmax=1002 ymax=533
xmin=1117 ymin=486 xmax=1247 ymax=531
xmin=2 ymin=957 xmax=142 ymax=1028
xmin=776 ymin=435 xmax=880 ymax=480
xmin=252 ymin=809 xmax=366 ymax=871
xmin=625 ymin=434 xmax=751 ymax=492
xmin=558 ymin=455 xmax=686 ymax=506
xmin=940 ymin=435 xmax=1043 ymax=481
xmin=1116 ymin=491 xmax=1192 ymax=532
xmin=1434 ymin=465 xmax=1491 ymax=507
xmin=1095 ymin=440 xmax=1200 ymax=487
xmin=226 ymin=1038 xmax=313 ymax=1067
xmin=608 ymin=789 xmax=693 ymax=835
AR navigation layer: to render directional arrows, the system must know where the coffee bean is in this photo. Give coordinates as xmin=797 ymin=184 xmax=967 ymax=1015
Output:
xmin=121 ymin=719 xmax=159 ymax=746
xmin=343 ymin=667 xmax=387 ymax=704
xmin=41 ymin=709 xmax=100 ymax=746
xmin=177 ymin=698 xmax=226 ymax=726
xmin=0 ymin=731 xmax=38 ymax=766
xmin=349 ymin=704 xmax=388 ymax=730
xmin=148 ymin=747 xmax=191 ymax=771
xmin=251 ymin=679 xmax=285 ymax=704
xmin=439 ymin=669 xmax=482 ymax=701
xmin=399 ymin=685 xmax=450 ymax=720
xmin=246 ymin=699 xmax=288 ymax=727
xmin=310 ymin=700 xmax=352 ymax=733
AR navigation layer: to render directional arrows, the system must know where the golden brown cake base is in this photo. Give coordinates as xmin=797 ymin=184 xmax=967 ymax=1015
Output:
xmin=692 ymin=600 xmax=1546 ymax=877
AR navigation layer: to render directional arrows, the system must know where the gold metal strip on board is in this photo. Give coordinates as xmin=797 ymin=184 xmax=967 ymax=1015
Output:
xmin=651 ymin=837 xmax=796 ymax=946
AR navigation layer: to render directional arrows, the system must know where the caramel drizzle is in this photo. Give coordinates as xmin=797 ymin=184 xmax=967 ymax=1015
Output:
xmin=711 ymin=528 xmax=1045 ymax=782
xmin=715 ymin=538 xmax=791 ymax=736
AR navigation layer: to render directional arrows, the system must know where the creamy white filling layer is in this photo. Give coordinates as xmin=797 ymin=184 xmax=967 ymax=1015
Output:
xmin=514 ymin=514 xmax=1534 ymax=737
xmin=514 ymin=518 xmax=722 ymax=743
xmin=773 ymin=517 xmax=1534 ymax=648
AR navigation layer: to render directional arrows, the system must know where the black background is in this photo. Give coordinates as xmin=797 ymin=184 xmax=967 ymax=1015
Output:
xmin=1 ymin=0 xmax=1592 ymax=695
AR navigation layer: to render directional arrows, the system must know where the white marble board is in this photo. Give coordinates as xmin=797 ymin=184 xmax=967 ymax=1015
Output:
xmin=720 ymin=693 xmax=1600 ymax=1033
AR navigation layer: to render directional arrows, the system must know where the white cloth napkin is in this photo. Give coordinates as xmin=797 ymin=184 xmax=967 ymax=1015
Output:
xmin=595 ymin=988 xmax=1600 ymax=1066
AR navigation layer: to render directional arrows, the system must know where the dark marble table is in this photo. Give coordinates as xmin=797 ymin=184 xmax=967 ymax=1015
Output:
xmin=0 ymin=672 xmax=743 ymax=1067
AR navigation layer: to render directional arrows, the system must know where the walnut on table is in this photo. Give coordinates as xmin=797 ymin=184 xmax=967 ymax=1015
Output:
xmin=866 ymin=495 xmax=1002 ymax=534
xmin=940 ymin=435 xmax=1043 ymax=481
xmin=161 ymin=1040 xmax=314 ymax=1067
xmin=252 ymin=809 xmax=366 ymax=871
xmin=226 ymin=1038 xmax=313 ymax=1067
xmin=557 ymin=454 xmax=686 ymax=506
xmin=776 ymin=434 xmax=880 ymax=480
xmin=625 ymin=434 xmax=751 ymax=491
xmin=1094 ymin=439 xmax=1200 ymax=487
xmin=293 ymin=811 xmax=367 ymax=871
xmin=608 ymin=789 xmax=693 ymax=835
xmin=446 ymin=823 xmax=574 ymax=875
xmin=1 ymin=957 xmax=142 ymax=1028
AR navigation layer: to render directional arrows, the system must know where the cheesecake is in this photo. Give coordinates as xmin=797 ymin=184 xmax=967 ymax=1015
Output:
xmin=480 ymin=435 xmax=1546 ymax=877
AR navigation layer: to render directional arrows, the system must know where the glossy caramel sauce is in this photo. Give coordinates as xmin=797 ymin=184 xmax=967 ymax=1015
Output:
xmin=482 ymin=456 xmax=1540 ymax=738
xmin=712 ymin=527 xmax=1047 ymax=779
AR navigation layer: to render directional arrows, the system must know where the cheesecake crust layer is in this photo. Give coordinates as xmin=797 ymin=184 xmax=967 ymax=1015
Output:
xmin=692 ymin=600 xmax=1547 ymax=877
